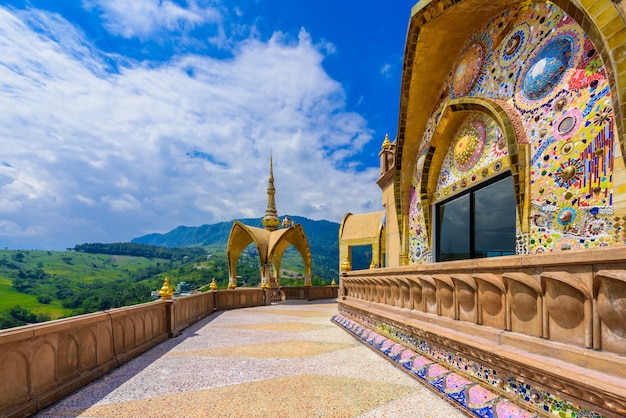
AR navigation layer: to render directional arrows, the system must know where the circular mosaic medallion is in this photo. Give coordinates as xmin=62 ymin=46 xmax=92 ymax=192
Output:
xmin=522 ymin=37 xmax=573 ymax=100
xmin=557 ymin=207 xmax=577 ymax=226
xmin=553 ymin=108 xmax=582 ymax=140
xmin=531 ymin=213 xmax=550 ymax=228
xmin=584 ymin=218 xmax=606 ymax=237
xmin=451 ymin=43 xmax=485 ymax=97
xmin=558 ymin=116 xmax=575 ymax=134
xmin=555 ymin=158 xmax=584 ymax=188
xmin=560 ymin=141 xmax=575 ymax=155
xmin=499 ymin=24 xmax=530 ymax=67
xmin=452 ymin=119 xmax=486 ymax=171
xmin=439 ymin=171 xmax=450 ymax=186
xmin=491 ymin=131 xmax=508 ymax=158
xmin=514 ymin=27 xmax=583 ymax=112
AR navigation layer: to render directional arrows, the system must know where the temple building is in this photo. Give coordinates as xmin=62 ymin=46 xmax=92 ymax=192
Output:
xmin=336 ymin=1 xmax=626 ymax=417
xmin=226 ymin=155 xmax=312 ymax=290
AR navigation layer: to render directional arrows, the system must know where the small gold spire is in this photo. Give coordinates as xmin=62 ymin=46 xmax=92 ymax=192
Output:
xmin=369 ymin=260 xmax=376 ymax=269
xmin=209 ymin=278 xmax=218 ymax=290
xmin=331 ymin=279 xmax=336 ymax=286
xmin=159 ymin=277 xmax=174 ymax=300
xmin=262 ymin=152 xmax=280 ymax=231
xmin=340 ymin=255 xmax=351 ymax=272
xmin=381 ymin=134 xmax=391 ymax=149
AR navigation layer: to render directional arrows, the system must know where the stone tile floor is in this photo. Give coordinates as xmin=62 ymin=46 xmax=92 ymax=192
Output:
xmin=36 ymin=300 xmax=467 ymax=418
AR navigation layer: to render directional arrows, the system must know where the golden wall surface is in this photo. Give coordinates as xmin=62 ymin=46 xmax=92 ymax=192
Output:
xmin=390 ymin=0 xmax=626 ymax=265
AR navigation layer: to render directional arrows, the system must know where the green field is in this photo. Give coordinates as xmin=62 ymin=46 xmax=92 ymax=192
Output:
xmin=0 ymin=277 xmax=70 ymax=318
xmin=0 ymin=249 xmax=182 ymax=327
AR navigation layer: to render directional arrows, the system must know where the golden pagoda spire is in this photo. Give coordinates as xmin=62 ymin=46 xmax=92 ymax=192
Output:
xmin=262 ymin=152 xmax=280 ymax=231
xmin=381 ymin=133 xmax=391 ymax=149
xmin=159 ymin=276 xmax=173 ymax=300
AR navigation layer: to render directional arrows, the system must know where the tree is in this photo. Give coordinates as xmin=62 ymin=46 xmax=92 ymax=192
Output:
xmin=37 ymin=295 xmax=52 ymax=304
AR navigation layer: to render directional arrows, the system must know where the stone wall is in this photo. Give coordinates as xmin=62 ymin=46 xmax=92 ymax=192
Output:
xmin=340 ymin=246 xmax=626 ymax=417
xmin=0 ymin=288 xmax=265 ymax=418
xmin=281 ymin=286 xmax=339 ymax=300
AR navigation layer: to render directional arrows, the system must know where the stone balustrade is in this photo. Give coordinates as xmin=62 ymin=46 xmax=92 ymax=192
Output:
xmin=282 ymin=285 xmax=338 ymax=300
xmin=340 ymin=245 xmax=626 ymax=416
xmin=0 ymin=288 xmax=265 ymax=418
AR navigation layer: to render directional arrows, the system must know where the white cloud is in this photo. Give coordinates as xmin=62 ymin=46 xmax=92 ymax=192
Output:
xmin=380 ymin=63 xmax=392 ymax=77
xmin=102 ymin=193 xmax=142 ymax=212
xmin=82 ymin=0 xmax=222 ymax=39
xmin=0 ymin=6 xmax=381 ymax=250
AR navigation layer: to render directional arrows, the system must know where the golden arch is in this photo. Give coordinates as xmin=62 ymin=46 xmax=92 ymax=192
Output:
xmin=418 ymin=98 xmax=531 ymax=245
xmin=395 ymin=0 xmax=626 ymax=263
xmin=227 ymin=221 xmax=312 ymax=288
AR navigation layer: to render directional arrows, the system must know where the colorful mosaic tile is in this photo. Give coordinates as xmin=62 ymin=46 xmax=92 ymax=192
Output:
xmin=445 ymin=373 xmax=472 ymax=392
xmin=496 ymin=400 xmax=536 ymax=418
xmin=408 ymin=3 xmax=617 ymax=263
xmin=334 ymin=308 xmax=608 ymax=418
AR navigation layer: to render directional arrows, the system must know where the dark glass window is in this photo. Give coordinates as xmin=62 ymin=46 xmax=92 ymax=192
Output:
xmin=436 ymin=174 xmax=516 ymax=261
xmin=437 ymin=193 xmax=470 ymax=261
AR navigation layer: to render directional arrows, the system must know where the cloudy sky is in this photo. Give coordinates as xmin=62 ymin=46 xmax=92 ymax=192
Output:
xmin=0 ymin=0 xmax=415 ymax=250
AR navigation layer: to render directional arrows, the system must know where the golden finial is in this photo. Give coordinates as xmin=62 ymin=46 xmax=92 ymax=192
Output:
xmin=369 ymin=260 xmax=376 ymax=269
xmin=209 ymin=278 xmax=218 ymax=290
xmin=159 ymin=277 xmax=174 ymax=300
xmin=331 ymin=279 xmax=336 ymax=286
xmin=340 ymin=256 xmax=351 ymax=273
xmin=381 ymin=134 xmax=391 ymax=149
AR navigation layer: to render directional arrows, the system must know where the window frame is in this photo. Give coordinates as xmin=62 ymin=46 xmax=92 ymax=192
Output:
xmin=434 ymin=171 xmax=516 ymax=262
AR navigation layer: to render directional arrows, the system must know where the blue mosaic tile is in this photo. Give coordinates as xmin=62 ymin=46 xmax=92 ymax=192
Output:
xmin=448 ymin=388 xmax=468 ymax=406
xmin=471 ymin=405 xmax=494 ymax=418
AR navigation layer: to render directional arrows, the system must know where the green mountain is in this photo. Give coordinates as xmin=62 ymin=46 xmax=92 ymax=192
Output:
xmin=132 ymin=216 xmax=345 ymax=280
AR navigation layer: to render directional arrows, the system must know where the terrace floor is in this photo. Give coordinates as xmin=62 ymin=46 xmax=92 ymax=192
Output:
xmin=35 ymin=300 xmax=466 ymax=418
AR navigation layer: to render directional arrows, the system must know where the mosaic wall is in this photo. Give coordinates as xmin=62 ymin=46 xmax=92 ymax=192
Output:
xmin=409 ymin=3 xmax=616 ymax=264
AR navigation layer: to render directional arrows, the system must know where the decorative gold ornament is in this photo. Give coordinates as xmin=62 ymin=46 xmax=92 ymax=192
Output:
xmin=561 ymin=142 xmax=574 ymax=155
xmin=381 ymin=133 xmax=391 ymax=149
xmin=159 ymin=277 xmax=174 ymax=300
xmin=560 ymin=166 xmax=576 ymax=180
xmin=209 ymin=278 xmax=217 ymax=290
xmin=331 ymin=279 xmax=336 ymax=286
xmin=559 ymin=211 xmax=572 ymax=223
xmin=554 ymin=97 xmax=567 ymax=111
xmin=340 ymin=256 xmax=351 ymax=272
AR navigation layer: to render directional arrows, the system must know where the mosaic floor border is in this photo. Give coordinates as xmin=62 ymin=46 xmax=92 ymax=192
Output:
xmin=332 ymin=309 xmax=608 ymax=418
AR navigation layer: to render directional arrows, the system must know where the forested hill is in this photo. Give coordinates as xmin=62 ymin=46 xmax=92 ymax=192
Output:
xmin=132 ymin=216 xmax=339 ymax=249
xmin=73 ymin=242 xmax=206 ymax=259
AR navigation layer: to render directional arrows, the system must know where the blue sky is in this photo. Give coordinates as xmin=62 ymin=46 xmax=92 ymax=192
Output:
xmin=0 ymin=0 xmax=415 ymax=250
